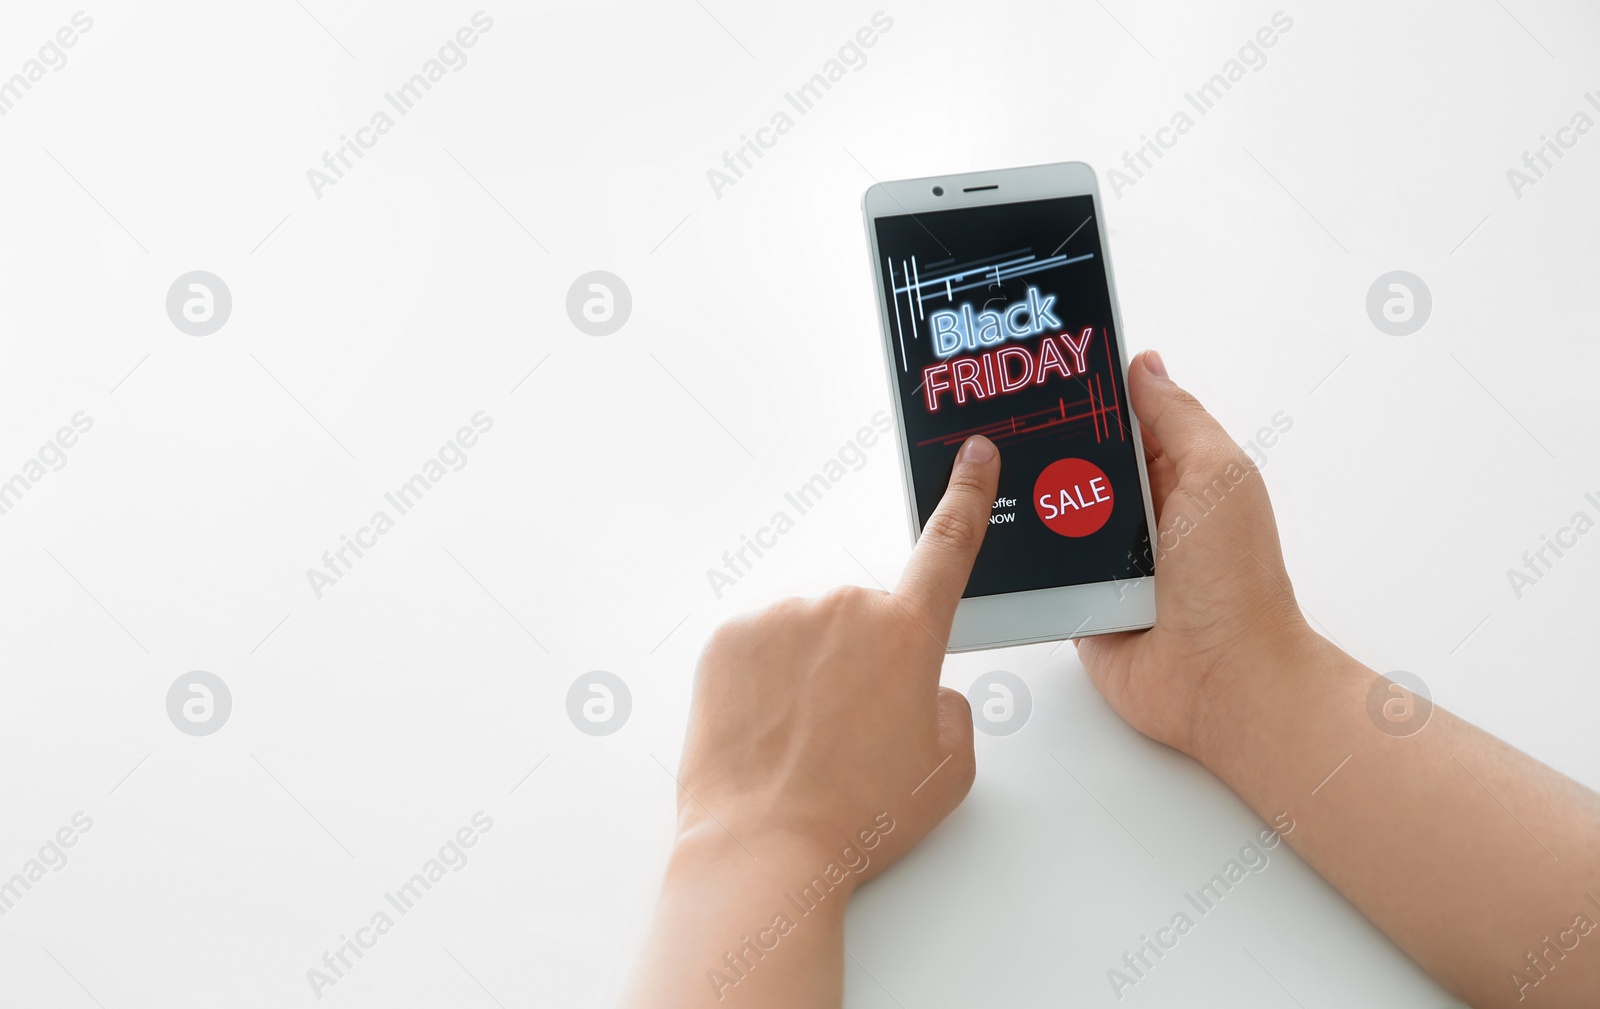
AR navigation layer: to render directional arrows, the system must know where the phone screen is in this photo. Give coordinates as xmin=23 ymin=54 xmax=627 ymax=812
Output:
xmin=874 ymin=194 xmax=1153 ymax=598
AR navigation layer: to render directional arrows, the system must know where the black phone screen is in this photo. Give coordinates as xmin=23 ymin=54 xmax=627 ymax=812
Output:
xmin=874 ymin=194 xmax=1153 ymax=598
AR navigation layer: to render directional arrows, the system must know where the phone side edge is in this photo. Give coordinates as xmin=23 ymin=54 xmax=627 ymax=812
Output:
xmin=861 ymin=187 xmax=926 ymax=554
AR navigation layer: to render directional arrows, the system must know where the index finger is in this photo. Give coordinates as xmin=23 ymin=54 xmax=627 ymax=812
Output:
xmin=894 ymin=436 xmax=1001 ymax=639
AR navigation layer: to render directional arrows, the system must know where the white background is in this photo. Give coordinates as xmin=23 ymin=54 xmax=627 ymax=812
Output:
xmin=1 ymin=1 xmax=1597 ymax=1006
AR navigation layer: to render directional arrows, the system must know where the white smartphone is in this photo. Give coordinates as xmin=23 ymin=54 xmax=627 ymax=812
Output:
xmin=862 ymin=161 xmax=1158 ymax=651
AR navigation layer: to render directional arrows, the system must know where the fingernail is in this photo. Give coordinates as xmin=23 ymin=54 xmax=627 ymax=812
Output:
xmin=1145 ymin=351 xmax=1169 ymax=379
xmin=959 ymin=436 xmax=996 ymax=464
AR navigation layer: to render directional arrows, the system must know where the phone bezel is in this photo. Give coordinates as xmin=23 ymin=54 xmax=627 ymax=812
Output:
xmin=861 ymin=161 xmax=1158 ymax=652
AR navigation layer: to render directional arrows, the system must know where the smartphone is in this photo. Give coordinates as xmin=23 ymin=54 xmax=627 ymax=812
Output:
xmin=862 ymin=161 xmax=1157 ymax=651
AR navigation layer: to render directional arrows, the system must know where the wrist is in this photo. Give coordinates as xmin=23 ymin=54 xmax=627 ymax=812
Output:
xmin=1189 ymin=619 xmax=1351 ymax=774
xmin=667 ymin=823 xmax=860 ymax=909
xmin=627 ymin=820 xmax=854 ymax=1008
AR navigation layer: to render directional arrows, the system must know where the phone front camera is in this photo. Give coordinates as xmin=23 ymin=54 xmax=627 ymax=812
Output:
xmin=932 ymin=186 xmax=944 ymax=196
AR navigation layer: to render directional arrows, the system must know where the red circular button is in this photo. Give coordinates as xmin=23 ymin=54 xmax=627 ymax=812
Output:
xmin=1033 ymin=458 xmax=1114 ymax=537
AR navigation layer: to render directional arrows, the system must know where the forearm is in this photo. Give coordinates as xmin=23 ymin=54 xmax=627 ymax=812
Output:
xmin=621 ymin=830 xmax=850 ymax=1009
xmin=1197 ymin=630 xmax=1600 ymax=1008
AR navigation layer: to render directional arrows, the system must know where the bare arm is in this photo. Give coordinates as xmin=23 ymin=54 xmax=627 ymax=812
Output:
xmin=1078 ymin=351 xmax=1600 ymax=1009
xmin=1200 ymin=634 xmax=1600 ymax=1007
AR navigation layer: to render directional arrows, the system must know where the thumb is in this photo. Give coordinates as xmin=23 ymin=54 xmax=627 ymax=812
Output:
xmin=1127 ymin=351 xmax=1234 ymax=474
xmin=928 ymin=686 xmax=977 ymax=811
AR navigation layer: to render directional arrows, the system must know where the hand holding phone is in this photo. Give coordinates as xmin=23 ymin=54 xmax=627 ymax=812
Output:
xmin=1076 ymin=349 xmax=1309 ymax=757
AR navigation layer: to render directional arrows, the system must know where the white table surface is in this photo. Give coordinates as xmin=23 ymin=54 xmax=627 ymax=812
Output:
xmin=1 ymin=1 xmax=1596 ymax=1006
